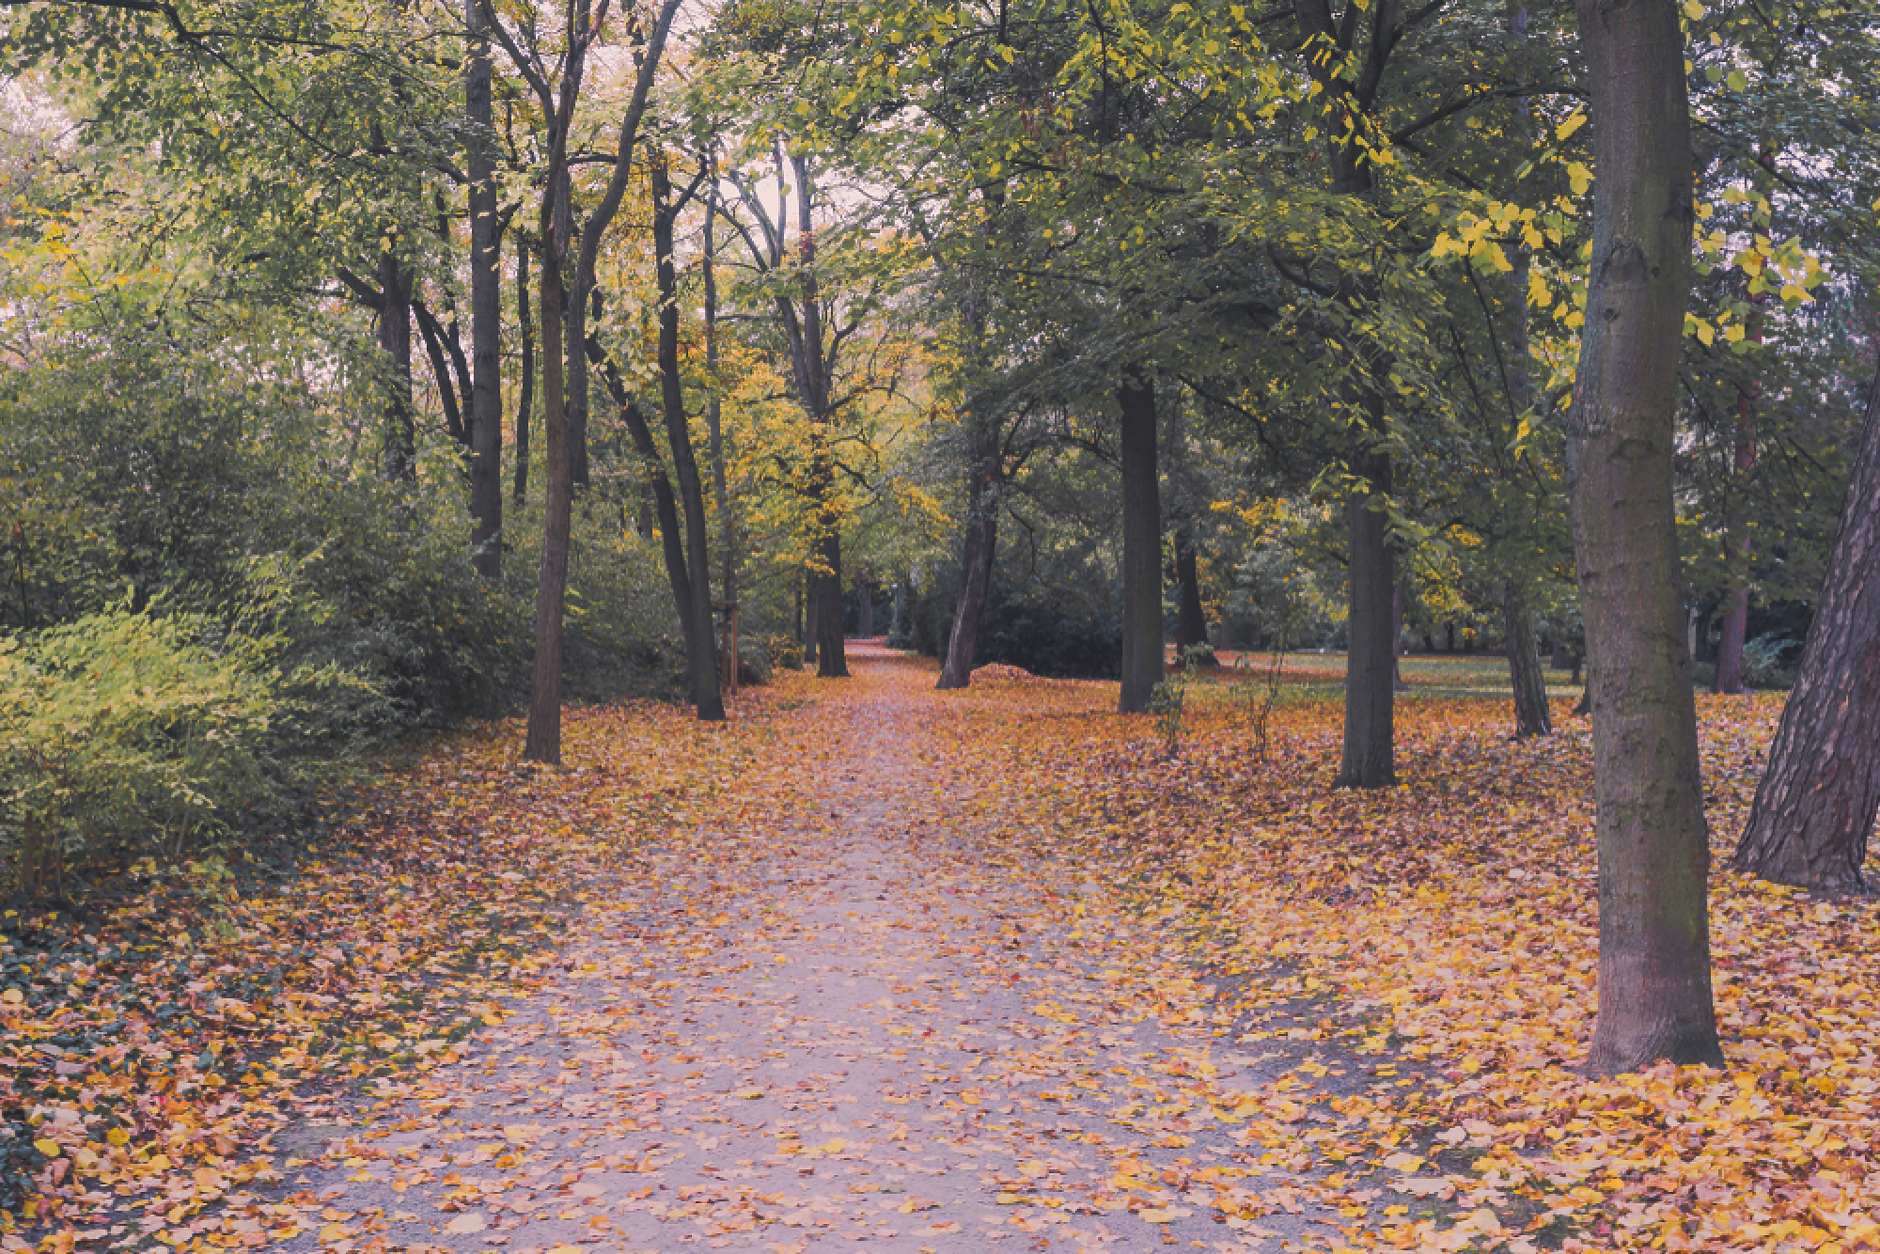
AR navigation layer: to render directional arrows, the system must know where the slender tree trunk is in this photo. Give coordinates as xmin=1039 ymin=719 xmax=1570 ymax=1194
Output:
xmin=524 ymin=201 xmax=572 ymax=764
xmin=652 ymin=149 xmax=725 ymax=721
xmin=1391 ymin=578 xmax=1408 ymax=692
xmin=857 ymin=577 xmax=875 ymax=637
xmin=1732 ymin=369 xmax=1880 ymax=893
xmin=1117 ymin=375 xmax=1163 ymax=713
xmin=465 ymin=0 xmax=502 ymax=575
xmin=1713 ymin=417 xmax=1756 ymax=693
xmin=1504 ymin=578 xmax=1552 ymax=738
xmin=939 ymin=419 xmax=998 ymax=689
xmin=1337 ymin=421 xmax=1396 ymax=786
xmin=703 ymin=157 xmax=737 ymax=694
xmin=804 ymin=573 xmax=819 ymax=668
xmin=513 ymin=243 xmax=533 ymax=504
xmin=378 ymin=249 xmax=416 ymax=480
xmin=1569 ymin=0 xmax=1722 ymax=1073
xmin=589 ymin=334 xmax=694 ymax=653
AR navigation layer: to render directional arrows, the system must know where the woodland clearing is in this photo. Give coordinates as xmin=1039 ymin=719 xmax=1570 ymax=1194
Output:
xmin=5 ymin=645 xmax=1869 ymax=1254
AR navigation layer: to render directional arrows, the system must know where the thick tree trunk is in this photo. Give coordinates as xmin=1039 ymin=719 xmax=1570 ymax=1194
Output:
xmin=1117 ymin=375 xmax=1163 ymax=714
xmin=1731 ymin=371 xmax=1880 ymax=893
xmin=1504 ymin=578 xmax=1552 ymax=738
xmin=465 ymin=0 xmax=502 ymax=576
xmin=652 ymin=151 xmax=725 ymax=721
xmin=939 ymin=419 xmax=999 ymax=689
xmin=1569 ymin=0 xmax=1722 ymax=1073
xmin=814 ymin=528 xmax=847 ymax=677
xmin=378 ymin=249 xmax=416 ymax=481
xmin=1337 ymin=425 xmax=1396 ymax=787
xmin=513 ymin=244 xmax=533 ymax=505
xmin=1173 ymin=522 xmax=1208 ymax=653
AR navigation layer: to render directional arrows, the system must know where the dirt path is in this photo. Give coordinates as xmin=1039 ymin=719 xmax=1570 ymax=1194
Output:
xmin=274 ymin=649 xmax=1344 ymax=1254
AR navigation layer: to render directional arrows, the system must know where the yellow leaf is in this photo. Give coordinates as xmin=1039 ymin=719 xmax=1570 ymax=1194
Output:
xmin=32 ymin=1138 xmax=60 ymax=1158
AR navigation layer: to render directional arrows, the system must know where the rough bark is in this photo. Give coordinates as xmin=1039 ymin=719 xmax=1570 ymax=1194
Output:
xmin=1568 ymin=0 xmax=1722 ymax=1073
xmin=1731 ymin=369 xmax=1880 ymax=893
xmin=1337 ymin=424 xmax=1396 ymax=786
xmin=465 ymin=0 xmax=503 ymax=576
xmin=1504 ymin=578 xmax=1552 ymax=738
xmin=1117 ymin=375 xmax=1163 ymax=714
xmin=938 ymin=419 xmax=998 ymax=690
xmin=652 ymin=150 xmax=725 ymax=721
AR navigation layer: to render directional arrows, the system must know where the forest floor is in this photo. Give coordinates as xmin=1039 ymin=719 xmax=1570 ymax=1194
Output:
xmin=9 ymin=647 xmax=1877 ymax=1254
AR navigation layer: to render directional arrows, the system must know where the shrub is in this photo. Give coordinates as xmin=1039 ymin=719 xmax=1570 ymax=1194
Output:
xmin=1742 ymin=633 xmax=1803 ymax=690
xmin=0 ymin=607 xmax=333 ymax=896
xmin=765 ymin=634 xmax=804 ymax=672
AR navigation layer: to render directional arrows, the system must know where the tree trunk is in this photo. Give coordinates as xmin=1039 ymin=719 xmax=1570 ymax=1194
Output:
xmin=588 ymin=334 xmax=694 ymax=655
xmin=804 ymin=580 xmax=818 ymax=667
xmin=857 ymin=577 xmax=875 ymax=637
xmin=513 ymin=243 xmax=533 ymax=504
xmin=651 ymin=149 xmax=725 ymax=721
xmin=465 ymin=0 xmax=502 ymax=576
xmin=1568 ymin=0 xmax=1722 ymax=1073
xmin=1731 ymin=369 xmax=1880 ymax=893
xmin=524 ymin=197 xmax=572 ymax=764
xmin=814 ymin=527 xmax=847 ymax=677
xmin=703 ymin=155 xmax=737 ymax=696
xmin=378 ymin=248 xmax=416 ymax=481
xmin=1504 ymin=578 xmax=1552 ymax=738
xmin=1391 ymin=578 xmax=1408 ymax=692
xmin=939 ymin=417 xmax=999 ymax=689
xmin=1173 ymin=521 xmax=1208 ymax=653
xmin=1117 ymin=375 xmax=1163 ymax=714
xmin=1337 ymin=424 xmax=1396 ymax=787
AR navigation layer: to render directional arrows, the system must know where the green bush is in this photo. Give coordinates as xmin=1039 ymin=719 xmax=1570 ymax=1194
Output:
xmin=0 ymin=607 xmax=332 ymax=895
xmin=765 ymin=634 xmax=804 ymax=671
xmin=1742 ymin=633 xmax=1802 ymax=690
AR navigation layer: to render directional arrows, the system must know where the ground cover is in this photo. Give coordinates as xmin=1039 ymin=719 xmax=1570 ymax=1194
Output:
xmin=4 ymin=648 xmax=1868 ymax=1254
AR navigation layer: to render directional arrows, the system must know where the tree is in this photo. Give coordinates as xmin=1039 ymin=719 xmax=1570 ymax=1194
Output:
xmin=1116 ymin=375 xmax=1163 ymax=713
xmin=1568 ymin=0 xmax=1722 ymax=1073
xmin=504 ymin=0 xmax=679 ymax=764
xmin=1730 ymin=368 xmax=1880 ymax=894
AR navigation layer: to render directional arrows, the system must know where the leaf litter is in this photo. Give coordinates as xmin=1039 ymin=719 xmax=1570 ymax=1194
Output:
xmin=5 ymin=646 xmax=1873 ymax=1254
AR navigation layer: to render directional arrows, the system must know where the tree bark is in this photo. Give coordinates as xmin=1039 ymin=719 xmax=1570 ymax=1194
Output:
xmin=857 ymin=576 xmax=875 ymax=637
xmin=1568 ymin=0 xmax=1722 ymax=1073
xmin=703 ymin=154 xmax=737 ymax=694
xmin=1391 ymin=578 xmax=1408 ymax=692
xmin=651 ymin=148 xmax=725 ymax=721
xmin=1337 ymin=423 xmax=1396 ymax=787
xmin=513 ymin=243 xmax=533 ymax=504
xmin=1117 ymin=375 xmax=1163 ymax=714
xmin=938 ymin=417 xmax=999 ymax=689
xmin=588 ymin=332 xmax=694 ymax=655
xmin=1173 ymin=521 xmax=1208 ymax=653
xmin=1731 ymin=369 xmax=1880 ymax=893
xmin=378 ymin=248 xmax=416 ymax=481
xmin=814 ymin=525 xmax=846 ymax=677
xmin=523 ymin=187 xmax=572 ymax=764
xmin=465 ymin=0 xmax=502 ymax=576
xmin=1504 ymin=578 xmax=1552 ymax=738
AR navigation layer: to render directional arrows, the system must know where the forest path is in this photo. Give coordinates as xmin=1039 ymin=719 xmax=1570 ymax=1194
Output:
xmin=274 ymin=647 xmax=1341 ymax=1254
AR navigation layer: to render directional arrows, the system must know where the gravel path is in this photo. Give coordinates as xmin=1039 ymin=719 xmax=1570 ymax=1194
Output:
xmin=274 ymin=649 xmax=1345 ymax=1254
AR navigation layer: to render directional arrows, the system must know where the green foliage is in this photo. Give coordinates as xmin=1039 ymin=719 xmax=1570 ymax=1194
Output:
xmin=1148 ymin=645 xmax=1210 ymax=759
xmin=765 ymin=634 xmax=804 ymax=672
xmin=1741 ymin=633 xmax=1800 ymax=691
xmin=0 ymin=608 xmax=297 ymax=895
